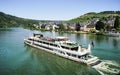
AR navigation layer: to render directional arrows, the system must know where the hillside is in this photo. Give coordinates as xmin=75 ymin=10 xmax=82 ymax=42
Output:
xmin=67 ymin=11 xmax=120 ymax=23
xmin=0 ymin=12 xmax=39 ymax=28
xmin=0 ymin=12 xmax=64 ymax=28
xmin=0 ymin=11 xmax=120 ymax=28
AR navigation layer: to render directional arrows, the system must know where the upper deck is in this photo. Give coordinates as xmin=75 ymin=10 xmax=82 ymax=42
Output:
xmin=61 ymin=42 xmax=78 ymax=48
xmin=26 ymin=33 xmax=90 ymax=54
xmin=29 ymin=34 xmax=82 ymax=50
xmin=32 ymin=33 xmax=68 ymax=42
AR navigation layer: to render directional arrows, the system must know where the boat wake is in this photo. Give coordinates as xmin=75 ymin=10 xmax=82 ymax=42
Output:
xmin=93 ymin=60 xmax=120 ymax=75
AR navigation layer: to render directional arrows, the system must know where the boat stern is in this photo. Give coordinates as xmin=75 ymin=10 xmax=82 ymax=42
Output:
xmin=86 ymin=55 xmax=101 ymax=66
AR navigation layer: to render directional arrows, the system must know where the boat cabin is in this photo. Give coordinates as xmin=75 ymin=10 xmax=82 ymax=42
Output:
xmin=61 ymin=42 xmax=78 ymax=51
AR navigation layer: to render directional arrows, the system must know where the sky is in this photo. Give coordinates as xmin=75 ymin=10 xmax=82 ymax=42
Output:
xmin=0 ymin=0 xmax=120 ymax=20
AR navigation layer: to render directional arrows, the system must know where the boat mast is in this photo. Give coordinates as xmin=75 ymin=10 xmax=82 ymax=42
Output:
xmin=88 ymin=44 xmax=91 ymax=54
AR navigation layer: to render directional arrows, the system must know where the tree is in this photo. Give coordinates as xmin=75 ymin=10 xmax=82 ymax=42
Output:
xmin=75 ymin=23 xmax=81 ymax=31
xmin=67 ymin=26 xmax=72 ymax=31
xmin=114 ymin=16 xmax=119 ymax=29
xmin=59 ymin=24 xmax=65 ymax=31
xmin=95 ymin=20 xmax=105 ymax=30
xmin=106 ymin=25 xmax=112 ymax=31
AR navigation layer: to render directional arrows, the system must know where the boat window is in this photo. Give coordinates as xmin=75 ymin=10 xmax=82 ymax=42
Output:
xmin=28 ymin=38 xmax=33 ymax=41
xmin=37 ymin=40 xmax=40 ymax=42
xmin=43 ymin=42 xmax=45 ymax=44
xmin=72 ymin=54 xmax=76 ymax=57
xmin=61 ymin=46 xmax=69 ymax=49
xmin=66 ymin=53 xmax=76 ymax=57
xmin=66 ymin=52 xmax=71 ymax=56
xmin=58 ymin=45 xmax=60 ymax=48
xmin=78 ymin=56 xmax=81 ymax=58
xmin=39 ymin=40 xmax=42 ymax=43
xmin=45 ymin=42 xmax=49 ymax=45
xmin=58 ymin=50 xmax=62 ymax=53
xmin=34 ymin=43 xmax=53 ymax=50
xmin=50 ymin=43 xmax=54 ymax=46
xmin=49 ymin=43 xmax=57 ymax=47
xmin=62 ymin=52 xmax=65 ymax=54
xmin=43 ymin=42 xmax=49 ymax=45
xmin=53 ymin=44 xmax=57 ymax=47
xmin=71 ymin=47 xmax=78 ymax=51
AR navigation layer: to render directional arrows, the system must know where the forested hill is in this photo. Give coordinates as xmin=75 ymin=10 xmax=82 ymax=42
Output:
xmin=67 ymin=11 xmax=120 ymax=23
xmin=0 ymin=12 xmax=39 ymax=28
xmin=1 ymin=11 xmax=120 ymax=28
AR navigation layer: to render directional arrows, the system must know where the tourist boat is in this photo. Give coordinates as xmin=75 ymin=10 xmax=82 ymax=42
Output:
xmin=24 ymin=34 xmax=100 ymax=66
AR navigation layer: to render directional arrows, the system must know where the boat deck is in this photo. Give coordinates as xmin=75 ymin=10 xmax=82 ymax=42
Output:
xmin=61 ymin=43 xmax=78 ymax=48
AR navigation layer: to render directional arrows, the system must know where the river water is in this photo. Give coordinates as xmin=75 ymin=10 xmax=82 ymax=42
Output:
xmin=0 ymin=27 xmax=120 ymax=75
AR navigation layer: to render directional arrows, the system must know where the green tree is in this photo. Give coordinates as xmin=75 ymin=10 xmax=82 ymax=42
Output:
xmin=59 ymin=24 xmax=65 ymax=31
xmin=67 ymin=26 xmax=72 ymax=31
xmin=0 ymin=12 xmax=39 ymax=28
xmin=114 ymin=16 xmax=120 ymax=29
xmin=106 ymin=25 xmax=112 ymax=31
xmin=95 ymin=20 xmax=105 ymax=30
xmin=75 ymin=23 xmax=81 ymax=31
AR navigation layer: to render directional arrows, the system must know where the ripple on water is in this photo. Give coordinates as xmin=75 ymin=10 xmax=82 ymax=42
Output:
xmin=93 ymin=60 xmax=120 ymax=75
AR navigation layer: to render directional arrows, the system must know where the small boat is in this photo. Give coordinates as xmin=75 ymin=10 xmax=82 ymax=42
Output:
xmin=24 ymin=33 xmax=100 ymax=66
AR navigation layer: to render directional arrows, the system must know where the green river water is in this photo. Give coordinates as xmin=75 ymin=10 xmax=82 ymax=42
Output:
xmin=0 ymin=27 xmax=120 ymax=75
